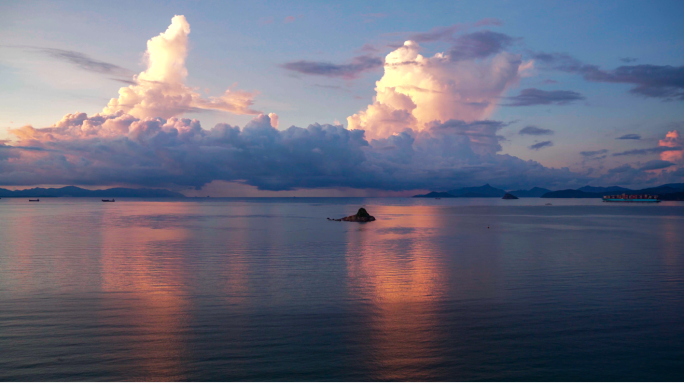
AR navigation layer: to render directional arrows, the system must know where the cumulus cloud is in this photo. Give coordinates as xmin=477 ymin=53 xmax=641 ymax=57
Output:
xmin=503 ymin=88 xmax=585 ymax=106
xmin=529 ymin=141 xmax=553 ymax=150
xmin=4 ymin=17 xmax=681 ymax=193
xmin=281 ymin=55 xmax=383 ymax=79
xmin=268 ymin=113 xmax=279 ymax=129
xmin=4 ymin=111 xmax=591 ymax=191
xmin=347 ymin=40 xmax=532 ymax=139
xmin=103 ymin=15 xmax=259 ymax=119
xmin=532 ymin=52 xmax=684 ymax=100
xmin=617 ymin=134 xmax=641 ymax=140
xmin=519 ymin=125 xmax=554 ymax=136
xmin=659 ymin=130 xmax=684 ymax=163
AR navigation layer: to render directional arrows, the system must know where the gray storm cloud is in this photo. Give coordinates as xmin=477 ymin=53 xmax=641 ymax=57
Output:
xmin=4 ymin=111 xmax=589 ymax=191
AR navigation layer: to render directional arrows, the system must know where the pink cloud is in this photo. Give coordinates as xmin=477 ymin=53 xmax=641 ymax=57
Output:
xmin=104 ymin=15 xmax=260 ymax=119
xmin=659 ymin=130 xmax=684 ymax=163
xmin=347 ymin=40 xmax=531 ymax=139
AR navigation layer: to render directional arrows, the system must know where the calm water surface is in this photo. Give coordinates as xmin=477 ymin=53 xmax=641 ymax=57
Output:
xmin=0 ymin=198 xmax=683 ymax=381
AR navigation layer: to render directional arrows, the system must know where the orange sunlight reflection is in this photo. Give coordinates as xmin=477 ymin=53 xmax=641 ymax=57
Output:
xmin=346 ymin=206 xmax=448 ymax=380
xmin=99 ymin=202 xmax=193 ymax=381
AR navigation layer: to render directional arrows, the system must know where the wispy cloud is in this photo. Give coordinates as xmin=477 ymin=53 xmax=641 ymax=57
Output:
xmin=529 ymin=141 xmax=554 ymax=150
xmin=616 ymin=134 xmax=641 ymax=140
xmin=613 ymin=146 xmax=682 ymax=156
xmin=580 ymin=149 xmax=608 ymax=157
xmin=11 ymin=45 xmax=133 ymax=82
xmin=448 ymin=31 xmax=514 ymax=61
xmin=519 ymin=125 xmax=554 ymax=135
xmin=408 ymin=18 xmax=503 ymax=43
xmin=620 ymin=57 xmax=638 ymax=63
xmin=639 ymin=159 xmax=674 ymax=170
xmin=503 ymin=88 xmax=585 ymax=106
xmin=532 ymin=51 xmax=684 ymax=100
xmin=282 ymin=55 xmax=383 ymax=79
xmin=357 ymin=44 xmax=379 ymax=53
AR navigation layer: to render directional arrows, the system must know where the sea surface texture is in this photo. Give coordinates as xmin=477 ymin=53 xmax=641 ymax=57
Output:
xmin=1 ymin=198 xmax=683 ymax=381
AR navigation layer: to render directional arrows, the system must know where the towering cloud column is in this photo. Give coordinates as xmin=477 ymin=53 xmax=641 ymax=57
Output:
xmin=347 ymin=40 xmax=531 ymax=139
xmin=104 ymin=15 xmax=259 ymax=119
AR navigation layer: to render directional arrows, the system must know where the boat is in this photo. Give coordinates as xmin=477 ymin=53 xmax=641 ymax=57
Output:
xmin=102 ymin=199 xmax=115 ymax=202
xmin=603 ymin=194 xmax=660 ymax=203
xmin=29 ymin=199 xmax=40 ymax=202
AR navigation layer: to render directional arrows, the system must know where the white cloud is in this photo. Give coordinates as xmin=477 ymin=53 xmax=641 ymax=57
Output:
xmin=347 ymin=40 xmax=532 ymax=139
xmin=103 ymin=15 xmax=260 ymax=119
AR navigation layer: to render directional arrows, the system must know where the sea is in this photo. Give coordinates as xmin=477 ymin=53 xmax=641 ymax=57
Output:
xmin=0 ymin=197 xmax=683 ymax=381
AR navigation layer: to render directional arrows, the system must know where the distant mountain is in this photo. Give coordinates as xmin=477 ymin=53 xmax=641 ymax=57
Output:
xmin=636 ymin=185 xmax=684 ymax=195
xmin=662 ymin=183 xmax=684 ymax=190
xmin=542 ymin=184 xmax=684 ymax=198
xmin=507 ymin=187 xmax=551 ymax=197
xmin=413 ymin=191 xmax=457 ymax=198
xmin=447 ymin=184 xmax=506 ymax=198
xmin=542 ymin=189 xmax=603 ymax=198
xmin=414 ymin=184 xmax=506 ymax=198
xmin=578 ymin=185 xmax=632 ymax=193
xmin=0 ymin=186 xmax=185 ymax=198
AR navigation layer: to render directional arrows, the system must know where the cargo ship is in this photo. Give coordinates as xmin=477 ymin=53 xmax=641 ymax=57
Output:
xmin=603 ymin=193 xmax=660 ymax=203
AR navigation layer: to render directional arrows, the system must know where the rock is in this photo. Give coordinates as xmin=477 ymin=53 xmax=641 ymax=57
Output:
xmin=502 ymin=193 xmax=519 ymax=200
xmin=328 ymin=208 xmax=376 ymax=222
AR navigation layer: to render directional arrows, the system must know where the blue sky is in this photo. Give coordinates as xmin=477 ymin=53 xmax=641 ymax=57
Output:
xmin=1 ymin=0 xmax=683 ymax=195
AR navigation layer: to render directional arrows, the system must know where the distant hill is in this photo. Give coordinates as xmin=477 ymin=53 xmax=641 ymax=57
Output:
xmin=414 ymin=183 xmax=684 ymax=199
xmin=507 ymin=187 xmax=551 ymax=197
xmin=413 ymin=191 xmax=457 ymax=198
xmin=578 ymin=185 xmax=632 ymax=193
xmin=660 ymin=183 xmax=684 ymax=191
xmin=414 ymin=184 xmax=506 ymax=198
xmin=542 ymin=184 xmax=684 ymax=198
xmin=542 ymin=189 xmax=604 ymax=198
xmin=0 ymin=186 xmax=185 ymax=198
xmin=447 ymin=184 xmax=506 ymax=197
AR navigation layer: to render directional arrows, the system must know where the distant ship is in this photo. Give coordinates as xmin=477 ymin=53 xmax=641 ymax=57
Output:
xmin=29 ymin=199 xmax=40 ymax=202
xmin=603 ymin=194 xmax=660 ymax=203
xmin=102 ymin=199 xmax=115 ymax=202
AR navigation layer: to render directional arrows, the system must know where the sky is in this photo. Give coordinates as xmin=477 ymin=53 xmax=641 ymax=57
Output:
xmin=1 ymin=0 xmax=684 ymax=196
